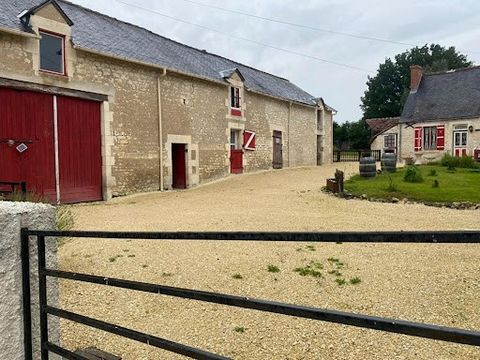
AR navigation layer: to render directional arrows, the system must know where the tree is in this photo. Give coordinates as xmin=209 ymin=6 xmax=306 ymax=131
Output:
xmin=361 ymin=44 xmax=472 ymax=120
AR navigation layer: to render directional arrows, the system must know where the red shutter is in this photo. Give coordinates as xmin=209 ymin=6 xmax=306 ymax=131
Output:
xmin=436 ymin=125 xmax=445 ymax=150
xmin=414 ymin=127 xmax=422 ymax=151
xmin=243 ymin=130 xmax=256 ymax=150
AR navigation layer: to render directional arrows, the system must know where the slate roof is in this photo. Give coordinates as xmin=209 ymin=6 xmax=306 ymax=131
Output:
xmin=0 ymin=0 xmax=319 ymax=106
xmin=366 ymin=117 xmax=399 ymax=137
xmin=401 ymin=66 xmax=480 ymax=123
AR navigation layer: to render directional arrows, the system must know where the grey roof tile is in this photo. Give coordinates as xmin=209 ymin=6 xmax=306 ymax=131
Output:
xmin=0 ymin=0 xmax=317 ymax=106
xmin=400 ymin=66 xmax=480 ymax=123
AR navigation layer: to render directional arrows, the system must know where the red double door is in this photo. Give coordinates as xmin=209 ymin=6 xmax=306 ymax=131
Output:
xmin=0 ymin=88 xmax=102 ymax=203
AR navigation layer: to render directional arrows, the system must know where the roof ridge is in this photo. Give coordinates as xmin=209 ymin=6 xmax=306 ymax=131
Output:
xmin=424 ymin=65 xmax=480 ymax=77
xmin=57 ymin=0 xmax=291 ymax=83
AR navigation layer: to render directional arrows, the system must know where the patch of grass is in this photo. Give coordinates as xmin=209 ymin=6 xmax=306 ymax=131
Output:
xmin=232 ymin=273 xmax=243 ymax=279
xmin=428 ymin=169 xmax=438 ymax=177
xmin=345 ymin=166 xmax=480 ymax=203
xmin=294 ymin=261 xmax=323 ymax=278
xmin=349 ymin=277 xmax=362 ymax=285
xmin=233 ymin=326 xmax=245 ymax=333
xmin=328 ymin=270 xmax=342 ymax=277
xmin=335 ymin=278 xmax=347 ymax=286
xmin=267 ymin=265 xmax=280 ymax=273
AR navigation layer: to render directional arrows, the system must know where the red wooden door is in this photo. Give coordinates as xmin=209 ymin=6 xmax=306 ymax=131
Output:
xmin=172 ymin=143 xmax=187 ymax=189
xmin=0 ymin=88 xmax=56 ymax=201
xmin=230 ymin=149 xmax=243 ymax=174
xmin=57 ymin=96 xmax=102 ymax=203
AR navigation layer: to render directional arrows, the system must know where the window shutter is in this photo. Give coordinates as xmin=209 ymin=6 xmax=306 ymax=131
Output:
xmin=436 ymin=125 xmax=445 ymax=150
xmin=243 ymin=130 xmax=256 ymax=150
xmin=414 ymin=127 xmax=422 ymax=151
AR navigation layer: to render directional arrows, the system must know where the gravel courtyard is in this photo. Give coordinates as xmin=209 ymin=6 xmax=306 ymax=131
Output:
xmin=59 ymin=164 xmax=479 ymax=359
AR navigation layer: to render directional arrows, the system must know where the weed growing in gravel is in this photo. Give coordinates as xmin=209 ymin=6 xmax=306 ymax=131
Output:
xmin=267 ymin=265 xmax=280 ymax=273
xmin=234 ymin=326 xmax=246 ymax=333
xmin=84 ymin=254 xmax=92 ymax=258
xmin=162 ymin=272 xmax=173 ymax=277
xmin=108 ymin=255 xmax=123 ymax=262
xmin=123 ymin=249 xmax=130 ymax=252
xmin=142 ymin=264 xmax=148 ymax=268
xmin=294 ymin=261 xmax=323 ymax=277
xmin=232 ymin=273 xmax=243 ymax=279
xmin=350 ymin=277 xmax=362 ymax=285
xmin=305 ymin=245 xmax=316 ymax=251
xmin=328 ymin=270 xmax=342 ymax=277
xmin=127 ymin=254 xmax=136 ymax=258
xmin=335 ymin=278 xmax=347 ymax=286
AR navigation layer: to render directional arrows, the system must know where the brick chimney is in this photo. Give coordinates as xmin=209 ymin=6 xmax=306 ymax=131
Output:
xmin=410 ymin=65 xmax=423 ymax=92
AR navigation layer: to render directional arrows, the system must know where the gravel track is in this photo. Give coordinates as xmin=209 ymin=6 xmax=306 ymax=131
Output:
xmin=59 ymin=164 xmax=480 ymax=359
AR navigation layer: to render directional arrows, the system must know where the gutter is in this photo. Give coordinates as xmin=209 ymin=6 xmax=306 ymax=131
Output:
xmin=0 ymin=26 xmax=38 ymax=38
xmin=288 ymin=102 xmax=292 ymax=167
xmin=157 ymin=69 xmax=167 ymax=191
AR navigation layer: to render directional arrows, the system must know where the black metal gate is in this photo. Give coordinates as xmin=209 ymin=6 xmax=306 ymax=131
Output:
xmin=21 ymin=229 xmax=480 ymax=360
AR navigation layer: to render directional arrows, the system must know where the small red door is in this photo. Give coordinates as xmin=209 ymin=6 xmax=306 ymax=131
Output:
xmin=230 ymin=150 xmax=243 ymax=174
xmin=57 ymin=96 xmax=102 ymax=203
xmin=172 ymin=143 xmax=187 ymax=189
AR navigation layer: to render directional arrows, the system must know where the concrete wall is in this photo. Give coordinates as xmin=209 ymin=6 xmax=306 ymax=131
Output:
xmin=399 ymin=118 xmax=480 ymax=163
xmin=0 ymin=4 xmax=333 ymax=198
xmin=0 ymin=202 xmax=59 ymax=360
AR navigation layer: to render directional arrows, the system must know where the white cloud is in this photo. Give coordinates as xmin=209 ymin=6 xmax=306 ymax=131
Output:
xmin=69 ymin=0 xmax=480 ymax=123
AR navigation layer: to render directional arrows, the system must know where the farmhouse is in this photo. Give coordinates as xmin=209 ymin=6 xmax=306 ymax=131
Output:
xmin=0 ymin=0 xmax=334 ymax=203
xmin=368 ymin=65 xmax=480 ymax=163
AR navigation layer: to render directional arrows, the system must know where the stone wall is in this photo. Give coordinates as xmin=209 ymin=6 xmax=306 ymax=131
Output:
xmin=0 ymin=202 xmax=59 ymax=360
xmin=400 ymin=118 xmax=480 ymax=163
xmin=1 ymin=19 xmax=331 ymax=198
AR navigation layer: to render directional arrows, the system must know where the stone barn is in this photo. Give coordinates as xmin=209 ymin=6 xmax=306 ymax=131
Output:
xmin=0 ymin=0 xmax=334 ymax=203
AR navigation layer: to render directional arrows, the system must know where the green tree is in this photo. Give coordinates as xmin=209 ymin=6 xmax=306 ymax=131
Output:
xmin=361 ymin=44 xmax=472 ymax=120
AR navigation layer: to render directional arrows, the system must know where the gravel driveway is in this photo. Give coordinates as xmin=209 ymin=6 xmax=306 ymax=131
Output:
xmin=59 ymin=164 xmax=480 ymax=359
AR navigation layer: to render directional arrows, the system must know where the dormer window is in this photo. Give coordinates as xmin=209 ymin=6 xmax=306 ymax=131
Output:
xmin=39 ymin=30 xmax=65 ymax=75
xmin=230 ymin=87 xmax=241 ymax=109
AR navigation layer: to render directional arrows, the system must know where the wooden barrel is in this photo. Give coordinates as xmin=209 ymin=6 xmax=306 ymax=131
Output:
xmin=359 ymin=157 xmax=376 ymax=177
xmin=381 ymin=153 xmax=397 ymax=173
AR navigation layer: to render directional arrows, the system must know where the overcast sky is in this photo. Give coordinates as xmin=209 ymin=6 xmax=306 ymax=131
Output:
xmin=69 ymin=0 xmax=480 ymax=123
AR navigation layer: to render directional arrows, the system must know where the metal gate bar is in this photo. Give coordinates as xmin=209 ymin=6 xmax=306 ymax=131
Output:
xmin=22 ymin=229 xmax=480 ymax=360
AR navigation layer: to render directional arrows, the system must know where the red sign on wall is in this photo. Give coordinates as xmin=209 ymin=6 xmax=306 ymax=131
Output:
xmin=243 ymin=130 xmax=256 ymax=150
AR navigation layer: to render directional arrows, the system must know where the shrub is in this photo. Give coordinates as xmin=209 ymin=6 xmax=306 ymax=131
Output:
xmin=403 ymin=166 xmax=423 ymax=183
xmin=428 ymin=169 xmax=437 ymax=177
xmin=441 ymin=154 xmax=476 ymax=169
xmin=432 ymin=180 xmax=440 ymax=188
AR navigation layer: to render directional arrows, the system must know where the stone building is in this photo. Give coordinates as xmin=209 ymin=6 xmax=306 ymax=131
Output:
xmin=0 ymin=0 xmax=334 ymax=203
xmin=368 ymin=65 xmax=480 ymax=164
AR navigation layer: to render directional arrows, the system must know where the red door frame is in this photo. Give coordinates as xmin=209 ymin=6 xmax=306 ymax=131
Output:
xmin=172 ymin=143 xmax=187 ymax=189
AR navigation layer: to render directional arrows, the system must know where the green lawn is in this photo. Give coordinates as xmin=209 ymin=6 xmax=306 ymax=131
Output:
xmin=345 ymin=165 xmax=480 ymax=203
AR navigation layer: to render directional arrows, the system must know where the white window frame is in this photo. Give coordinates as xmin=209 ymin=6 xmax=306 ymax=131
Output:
xmin=230 ymin=87 xmax=241 ymax=109
xmin=423 ymin=126 xmax=437 ymax=150
xmin=383 ymin=133 xmax=396 ymax=148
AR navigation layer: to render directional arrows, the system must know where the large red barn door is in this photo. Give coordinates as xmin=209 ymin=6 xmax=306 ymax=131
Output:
xmin=0 ymin=88 xmax=56 ymax=201
xmin=57 ymin=96 xmax=102 ymax=203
